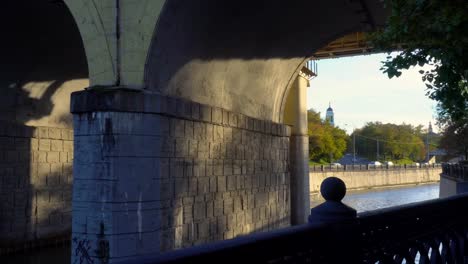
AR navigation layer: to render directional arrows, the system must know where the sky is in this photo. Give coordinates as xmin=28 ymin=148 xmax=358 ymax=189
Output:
xmin=307 ymin=53 xmax=438 ymax=134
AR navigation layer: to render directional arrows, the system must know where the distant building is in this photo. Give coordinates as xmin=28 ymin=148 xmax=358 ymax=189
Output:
xmin=325 ymin=102 xmax=334 ymax=126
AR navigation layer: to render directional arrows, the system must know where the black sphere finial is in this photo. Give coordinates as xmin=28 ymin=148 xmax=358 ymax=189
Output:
xmin=320 ymin=177 xmax=346 ymax=202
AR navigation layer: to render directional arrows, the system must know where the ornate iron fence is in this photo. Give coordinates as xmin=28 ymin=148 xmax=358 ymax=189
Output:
xmin=310 ymin=163 xmax=442 ymax=171
xmin=122 ymin=177 xmax=468 ymax=264
xmin=442 ymin=163 xmax=468 ymax=180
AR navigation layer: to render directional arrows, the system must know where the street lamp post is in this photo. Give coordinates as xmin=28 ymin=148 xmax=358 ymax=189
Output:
xmin=353 ymin=131 xmax=356 ymax=164
xmin=345 ymin=124 xmax=356 ymax=164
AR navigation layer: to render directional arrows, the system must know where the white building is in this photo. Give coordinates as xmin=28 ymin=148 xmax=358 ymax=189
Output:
xmin=325 ymin=102 xmax=334 ymax=126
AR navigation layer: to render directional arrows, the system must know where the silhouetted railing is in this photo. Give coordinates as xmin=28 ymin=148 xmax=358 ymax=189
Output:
xmin=310 ymin=163 xmax=442 ymax=172
xmin=122 ymin=177 xmax=468 ymax=264
xmin=442 ymin=163 xmax=468 ymax=180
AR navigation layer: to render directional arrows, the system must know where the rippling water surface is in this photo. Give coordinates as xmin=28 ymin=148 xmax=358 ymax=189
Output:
xmin=311 ymin=183 xmax=440 ymax=213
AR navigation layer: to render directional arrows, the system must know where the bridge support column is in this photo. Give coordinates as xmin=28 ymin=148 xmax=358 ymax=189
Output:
xmin=70 ymin=88 xmax=292 ymax=262
xmin=70 ymin=89 xmax=166 ymax=263
xmin=289 ymin=74 xmax=310 ymax=225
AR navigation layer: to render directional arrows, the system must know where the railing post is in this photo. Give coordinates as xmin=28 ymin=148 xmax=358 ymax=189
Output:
xmin=308 ymin=177 xmax=359 ymax=263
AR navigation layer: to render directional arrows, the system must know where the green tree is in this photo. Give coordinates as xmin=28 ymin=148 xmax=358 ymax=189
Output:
xmin=307 ymin=109 xmax=348 ymax=163
xmin=352 ymin=122 xmax=425 ymax=162
xmin=439 ymin=122 xmax=468 ymax=160
xmin=370 ymin=0 xmax=468 ymax=126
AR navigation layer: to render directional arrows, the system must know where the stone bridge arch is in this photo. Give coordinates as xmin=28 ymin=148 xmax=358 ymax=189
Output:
xmin=144 ymin=0 xmax=385 ymax=123
xmin=0 ymin=0 xmax=389 ymax=262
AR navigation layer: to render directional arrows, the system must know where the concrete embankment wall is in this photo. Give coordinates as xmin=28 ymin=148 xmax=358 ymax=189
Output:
xmin=310 ymin=167 xmax=441 ymax=193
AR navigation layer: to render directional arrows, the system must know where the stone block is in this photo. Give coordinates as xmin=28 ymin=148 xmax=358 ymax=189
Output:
xmin=51 ymin=140 xmax=63 ymax=151
xmin=212 ymin=108 xmax=222 ymax=125
xmin=63 ymin=141 xmax=73 ymax=152
xmin=160 ymin=137 xmax=175 ymax=157
xmin=228 ymin=112 xmax=238 ymax=127
xmin=197 ymin=177 xmax=209 ymax=195
xmin=48 ymin=128 xmax=62 ymax=139
xmin=183 ymin=205 xmax=193 ymax=224
xmin=175 ymin=139 xmax=188 ymax=158
xmin=59 ymin=152 xmax=68 ymax=163
xmin=174 ymin=178 xmax=188 ymax=197
xmin=38 ymin=127 xmax=48 ymax=139
xmin=193 ymin=160 xmax=206 ymax=177
xmin=39 ymin=139 xmax=51 ymax=151
xmin=209 ymin=177 xmax=217 ymax=193
xmin=171 ymin=119 xmax=185 ymax=138
xmin=225 ymin=144 xmax=234 ymax=159
xmin=191 ymin=103 xmax=201 ymax=120
xmin=222 ymin=110 xmax=229 ymax=126
xmin=47 ymin=152 xmax=60 ymax=163
xmin=197 ymin=221 xmax=210 ymax=239
xmin=223 ymin=127 xmax=232 ymax=142
xmin=223 ymin=198 xmax=233 ymax=214
xmin=188 ymin=140 xmax=198 ymax=158
xmin=223 ymin=160 xmax=233 ymax=176
xmin=188 ymin=178 xmax=198 ymax=195
xmin=217 ymin=176 xmax=226 ymax=192
xmin=193 ymin=122 xmax=205 ymax=141
xmin=213 ymin=125 xmax=223 ymax=141
xmin=199 ymin=105 xmax=211 ymax=123
xmin=184 ymin=120 xmax=194 ymax=139
xmin=193 ymin=202 xmax=206 ymax=221
xmin=30 ymin=138 xmax=38 ymax=151
xmin=227 ymin=176 xmax=237 ymax=191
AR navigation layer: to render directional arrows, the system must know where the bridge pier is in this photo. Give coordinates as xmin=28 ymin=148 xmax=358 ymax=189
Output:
xmin=70 ymin=88 xmax=292 ymax=262
xmin=71 ymin=90 xmax=164 ymax=263
xmin=288 ymin=72 xmax=310 ymax=225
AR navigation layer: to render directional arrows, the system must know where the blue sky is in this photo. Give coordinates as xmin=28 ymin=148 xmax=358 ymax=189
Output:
xmin=307 ymin=53 xmax=438 ymax=134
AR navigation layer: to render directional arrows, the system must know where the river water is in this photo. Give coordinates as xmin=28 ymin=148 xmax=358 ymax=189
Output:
xmin=3 ymin=183 xmax=440 ymax=264
xmin=311 ymin=183 xmax=440 ymax=212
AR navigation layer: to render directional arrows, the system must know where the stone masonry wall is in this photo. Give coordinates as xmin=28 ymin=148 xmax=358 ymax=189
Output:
xmin=71 ymin=91 xmax=291 ymax=261
xmin=0 ymin=121 xmax=73 ymax=247
xmin=310 ymin=167 xmax=441 ymax=193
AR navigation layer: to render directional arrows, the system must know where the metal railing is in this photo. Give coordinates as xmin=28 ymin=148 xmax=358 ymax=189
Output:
xmin=310 ymin=163 xmax=442 ymax=172
xmin=442 ymin=163 xmax=468 ymax=180
xmin=122 ymin=178 xmax=468 ymax=264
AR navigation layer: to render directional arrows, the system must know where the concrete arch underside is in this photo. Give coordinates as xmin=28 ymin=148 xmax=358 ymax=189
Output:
xmin=146 ymin=0 xmax=386 ymax=122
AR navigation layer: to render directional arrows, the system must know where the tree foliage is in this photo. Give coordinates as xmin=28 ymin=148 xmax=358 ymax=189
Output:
xmin=352 ymin=122 xmax=426 ymax=162
xmin=439 ymin=122 xmax=468 ymax=160
xmin=370 ymin=0 xmax=468 ymax=125
xmin=307 ymin=109 xmax=348 ymax=163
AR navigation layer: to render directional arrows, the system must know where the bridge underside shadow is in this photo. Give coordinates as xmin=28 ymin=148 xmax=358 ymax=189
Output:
xmin=146 ymin=0 xmax=387 ymax=122
xmin=70 ymin=1 xmax=389 ymax=263
xmin=0 ymin=0 xmax=87 ymax=250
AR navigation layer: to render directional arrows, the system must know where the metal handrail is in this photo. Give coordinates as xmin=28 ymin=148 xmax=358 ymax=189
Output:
xmin=121 ymin=179 xmax=468 ymax=264
xmin=310 ymin=163 xmax=442 ymax=172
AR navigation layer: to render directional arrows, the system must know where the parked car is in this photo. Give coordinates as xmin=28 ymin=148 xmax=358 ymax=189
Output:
xmin=368 ymin=161 xmax=382 ymax=166
xmin=330 ymin=162 xmax=342 ymax=167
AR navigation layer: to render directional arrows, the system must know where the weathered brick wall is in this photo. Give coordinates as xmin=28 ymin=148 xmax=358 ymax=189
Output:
xmin=0 ymin=121 xmax=73 ymax=246
xmin=71 ymin=92 xmax=291 ymax=261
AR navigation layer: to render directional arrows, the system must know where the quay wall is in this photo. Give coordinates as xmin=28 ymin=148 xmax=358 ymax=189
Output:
xmin=310 ymin=166 xmax=441 ymax=193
